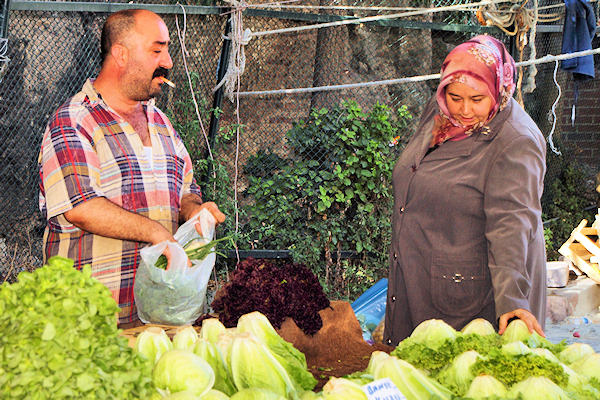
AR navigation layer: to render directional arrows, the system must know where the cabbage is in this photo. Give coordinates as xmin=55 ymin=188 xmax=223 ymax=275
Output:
xmin=162 ymin=391 xmax=201 ymax=399
xmin=173 ymin=326 xmax=199 ymax=351
xmin=532 ymin=348 xmax=560 ymax=364
xmin=570 ymin=353 xmax=600 ymax=380
xmin=229 ymin=332 xmax=297 ymax=399
xmin=201 ymin=318 xmax=228 ymax=344
xmin=464 ymin=375 xmax=507 ymax=399
xmin=408 ymin=319 xmax=457 ymax=350
xmin=321 ymin=377 xmax=367 ymax=400
xmin=501 ymin=319 xmax=530 ymax=343
xmin=436 ymin=350 xmax=482 ymax=395
xmin=194 ymin=338 xmax=237 ymax=396
xmin=373 ymin=356 xmax=452 ymax=400
xmin=366 ymin=351 xmax=392 ymax=375
xmin=461 ymin=318 xmax=496 ymax=336
xmin=236 ymin=312 xmax=317 ymax=391
xmin=559 ymin=362 xmax=589 ymax=391
xmin=135 ymin=326 xmax=174 ymax=364
xmin=153 ymin=349 xmax=215 ymax=397
xmin=202 ymin=389 xmax=231 ymax=400
xmin=558 ymin=342 xmax=595 ymax=365
xmin=506 ymin=376 xmax=570 ymax=399
xmin=299 ymin=391 xmax=321 ymax=400
xmin=500 ymin=341 xmax=532 ymax=356
xmin=216 ymin=329 xmax=237 ymax=367
xmin=229 ymin=388 xmax=287 ymax=400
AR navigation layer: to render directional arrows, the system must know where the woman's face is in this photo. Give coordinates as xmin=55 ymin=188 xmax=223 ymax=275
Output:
xmin=445 ymin=81 xmax=494 ymax=126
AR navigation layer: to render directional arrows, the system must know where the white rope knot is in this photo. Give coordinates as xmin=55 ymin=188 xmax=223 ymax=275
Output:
xmin=214 ymin=0 xmax=253 ymax=101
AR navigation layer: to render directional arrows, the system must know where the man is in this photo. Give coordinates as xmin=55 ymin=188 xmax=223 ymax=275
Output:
xmin=38 ymin=9 xmax=225 ymax=326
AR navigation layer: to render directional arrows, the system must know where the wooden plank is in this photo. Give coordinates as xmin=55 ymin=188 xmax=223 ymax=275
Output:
xmin=559 ymin=243 xmax=600 ymax=284
xmin=558 ymin=219 xmax=588 ymax=256
xmin=573 ymin=231 xmax=600 ymax=258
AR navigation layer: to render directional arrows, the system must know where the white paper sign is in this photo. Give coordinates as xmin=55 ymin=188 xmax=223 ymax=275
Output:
xmin=362 ymin=378 xmax=407 ymax=400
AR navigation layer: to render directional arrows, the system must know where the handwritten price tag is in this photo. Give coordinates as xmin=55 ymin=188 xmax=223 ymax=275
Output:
xmin=362 ymin=378 xmax=407 ymax=400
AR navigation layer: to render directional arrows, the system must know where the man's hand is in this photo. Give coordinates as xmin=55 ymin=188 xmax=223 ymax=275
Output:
xmin=498 ymin=308 xmax=545 ymax=337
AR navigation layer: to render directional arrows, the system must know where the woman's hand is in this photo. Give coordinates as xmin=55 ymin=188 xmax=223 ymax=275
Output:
xmin=498 ymin=308 xmax=545 ymax=337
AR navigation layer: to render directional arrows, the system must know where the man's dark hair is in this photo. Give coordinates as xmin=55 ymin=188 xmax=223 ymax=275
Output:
xmin=100 ymin=9 xmax=140 ymax=64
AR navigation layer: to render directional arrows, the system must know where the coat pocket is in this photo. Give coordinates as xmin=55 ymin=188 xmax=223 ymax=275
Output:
xmin=430 ymin=254 xmax=492 ymax=317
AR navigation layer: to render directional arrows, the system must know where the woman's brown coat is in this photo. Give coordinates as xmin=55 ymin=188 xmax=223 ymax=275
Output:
xmin=384 ymin=97 xmax=547 ymax=346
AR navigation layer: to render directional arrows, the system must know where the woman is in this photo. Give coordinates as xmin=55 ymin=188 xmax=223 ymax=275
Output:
xmin=384 ymin=35 xmax=546 ymax=346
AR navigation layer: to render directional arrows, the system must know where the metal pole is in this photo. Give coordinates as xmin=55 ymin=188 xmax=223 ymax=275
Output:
xmin=1 ymin=0 xmax=10 ymax=38
xmin=203 ymin=13 xmax=231 ymax=188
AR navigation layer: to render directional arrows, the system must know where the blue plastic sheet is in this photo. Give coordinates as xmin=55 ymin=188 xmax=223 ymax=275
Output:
xmin=351 ymin=278 xmax=388 ymax=342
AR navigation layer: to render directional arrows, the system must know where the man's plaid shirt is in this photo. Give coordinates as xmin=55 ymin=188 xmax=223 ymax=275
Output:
xmin=38 ymin=79 xmax=202 ymax=324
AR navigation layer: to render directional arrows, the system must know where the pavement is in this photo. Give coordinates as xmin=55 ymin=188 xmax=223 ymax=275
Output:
xmin=545 ymin=275 xmax=600 ymax=352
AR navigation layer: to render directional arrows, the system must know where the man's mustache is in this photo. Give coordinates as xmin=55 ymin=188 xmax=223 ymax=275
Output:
xmin=152 ymin=68 xmax=169 ymax=79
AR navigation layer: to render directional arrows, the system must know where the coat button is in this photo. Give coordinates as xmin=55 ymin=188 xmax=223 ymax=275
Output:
xmin=386 ymin=338 xmax=393 ymax=345
xmin=393 ymin=252 xmax=397 ymax=259
xmin=391 ymin=296 xmax=396 ymax=302
xmin=400 ymin=207 xmax=404 ymax=213
xmin=411 ymin=164 xmax=417 ymax=172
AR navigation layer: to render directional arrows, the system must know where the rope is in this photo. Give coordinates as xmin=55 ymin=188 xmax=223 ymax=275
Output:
xmin=522 ymin=0 xmax=538 ymax=95
xmin=214 ymin=0 xmax=251 ymax=103
xmin=175 ymin=4 xmax=214 ymax=166
xmin=547 ymin=60 xmax=562 ymax=155
xmin=251 ymin=0 xmax=510 ymax=38
xmin=235 ymin=47 xmax=600 ymax=97
xmin=0 ymin=38 xmax=8 ymax=61
xmin=0 ymin=38 xmax=10 ymax=83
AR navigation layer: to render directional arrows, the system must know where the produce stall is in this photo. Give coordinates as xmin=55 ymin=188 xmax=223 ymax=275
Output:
xmin=2 ymin=256 xmax=600 ymax=399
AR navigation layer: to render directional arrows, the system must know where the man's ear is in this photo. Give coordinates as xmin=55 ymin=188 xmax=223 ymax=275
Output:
xmin=110 ymin=43 xmax=128 ymax=68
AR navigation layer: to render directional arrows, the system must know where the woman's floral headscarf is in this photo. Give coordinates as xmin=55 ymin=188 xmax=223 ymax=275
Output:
xmin=431 ymin=35 xmax=516 ymax=146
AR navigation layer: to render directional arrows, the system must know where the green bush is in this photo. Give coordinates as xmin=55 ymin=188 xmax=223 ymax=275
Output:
xmin=243 ymin=100 xmax=412 ymax=299
xmin=542 ymin=159 xmax=597 ymax=260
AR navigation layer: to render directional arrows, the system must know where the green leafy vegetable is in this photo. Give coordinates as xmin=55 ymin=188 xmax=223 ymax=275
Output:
xmin=500 ymin=319 xmax=530 ymax=344
xmin=321 ymin=377 xmax=367 ymax=399
xmin=558 ymin=342 xmax=595 ymax=365
xmin=155 ymin=236 xmax=231 ymax=270
xmin=0 ymin=256 xmax=154 ymax=399
xmin=408 ymin=319 xmax=458 ymax=350
xmin=153 ymin=349 xmax=215 ymax=397
xmin=229 ymin=333 xmax=297 ymax=399
xmin=194 ymin=338 xmax=237 ymax=396
xmin=229 ymin=388 xmax=286 ymax=400
xmin=464 ymin=375 xmax=507 ymax=399
xmin=135 ymin=326 xmax=174 ymax=364
xmin=471 ymin=347 xmax=569 ymax=388
xmin=506 ymin=376 xmax=570 ymax=399
xmin=461 ymin=318 xmax=496 ymax=336
xmin=172 ymin=325 xmax=199 ymax=351
xmin=436 ymin=350 xmax=482 ymax=395
xmin=373 ymin=356 xmax=453 ymax=400
xmin=236 ymin=312 xmax=317 ymax=392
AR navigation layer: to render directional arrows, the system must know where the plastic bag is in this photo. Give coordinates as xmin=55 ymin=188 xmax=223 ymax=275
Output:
xmin=134 ymin=209 xmax=217 ymax=325
xmin=351 ymin=278 xmax=388 ymax=342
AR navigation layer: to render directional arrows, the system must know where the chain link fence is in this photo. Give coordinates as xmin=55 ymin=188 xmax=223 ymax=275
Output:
xmin=0 ymin=0 xmax=598 ymax=297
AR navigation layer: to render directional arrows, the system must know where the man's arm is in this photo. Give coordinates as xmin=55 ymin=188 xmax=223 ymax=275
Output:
xmin=64 ymin=197 xmax=175 ymax=245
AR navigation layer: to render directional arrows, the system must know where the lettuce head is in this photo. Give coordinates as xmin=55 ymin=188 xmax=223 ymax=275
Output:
xmin=506 ymin=376 xmax=570 ymax=399
xmin=135 ymin=327 xmax=174 ymax=364
xmin=173 ymin=326 xmax=199 ymax=351
xmin=153 ymin=349 xmax=215 ymax=397
xmin=409 ymin=319 xmax=457 ymax=350
xmin=461 ymin=318 xmax=496 ymax=336
xmin=201 ymin=318 xmax=228 ymax=344
xmin=229 ymin=387 xmax=287 ymax=400
xmin=321 ymin=377 xmax=367 ymax=400
xmin=464 ymin=375 xmax=507 ymax=399
xmin=229 ymin=332 xmax=297 ymax=399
